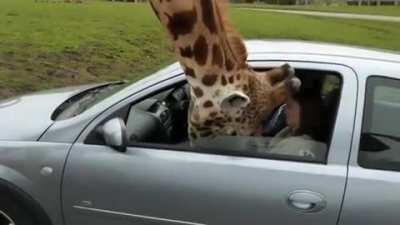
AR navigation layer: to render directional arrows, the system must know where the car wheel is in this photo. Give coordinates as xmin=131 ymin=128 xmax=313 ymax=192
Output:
xmin=0 ymin=193 xmax=36 ymax=225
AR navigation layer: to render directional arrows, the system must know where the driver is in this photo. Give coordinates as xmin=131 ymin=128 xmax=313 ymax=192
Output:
xmin=267 ymin=84 xmax=328 ymax=161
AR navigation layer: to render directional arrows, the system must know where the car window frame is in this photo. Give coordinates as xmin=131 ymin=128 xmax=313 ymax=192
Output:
xmin=77 ymin=61 xmax=357 ymax=166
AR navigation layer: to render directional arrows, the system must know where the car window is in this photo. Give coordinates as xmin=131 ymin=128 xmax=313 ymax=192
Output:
xmin=359 ymin=76 xmax=400 ymax=171
xmin=52 ymin=82 xmax=128 ymax=121
xmin=87 ymin=69 xmax=342 ymax=164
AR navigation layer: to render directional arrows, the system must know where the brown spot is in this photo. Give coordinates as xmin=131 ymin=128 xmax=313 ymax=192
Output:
xmin=214 ymin=122 xmax=224 ymax=128
xmin=200 ymin=0 xmax=217 ymax=33
xmin=228 ymin=76 xmax=234 ymax=84
xmin=221 ymin=76 xmax=227 ymax=86
xmin=212 ymin=44 xmax=223 ymax=67
xmin=236 ymin=73 xmax=241 ymax=80
xmin=225 ymin=58 xmax=234 ymax=71
xmin=202 ymin=74 xmax=218 ymax=86
xmin=193 ymin=87 xmax=204 ymax=98
xmin=204 ymin=120 xmax=213 ymax=126
xmin=180 ymin=46 xmax=193 ymax=58
xmin=193 ymin=35 xmax=208 ymax=66
xmin=165 ymin=7 xmax=197 ymax=41
xmin=210 ymin=112 xmax=218 ymax=117
xmin=215 ymin=117 xmax=225 ymax=122
xmin=203 ymin=100 xmax=214 ymax=108
xmin=185 ymin=67 xmax=195 ymax=78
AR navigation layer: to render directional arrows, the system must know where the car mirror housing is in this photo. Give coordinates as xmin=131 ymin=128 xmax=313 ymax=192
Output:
xmin=101 ymin=118 xmax=128 ymax=152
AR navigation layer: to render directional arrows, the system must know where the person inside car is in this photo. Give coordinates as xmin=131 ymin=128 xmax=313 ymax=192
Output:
xmin=267 ymin=83 xmax=328 ymax=161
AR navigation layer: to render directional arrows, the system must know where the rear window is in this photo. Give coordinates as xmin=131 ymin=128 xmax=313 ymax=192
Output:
xmin=359 ymin=76 xmax=400 ymax=171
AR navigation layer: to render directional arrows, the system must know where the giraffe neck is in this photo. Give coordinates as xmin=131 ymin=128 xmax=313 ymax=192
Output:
xmin=149 ymin=0 xmax=250 ymax=93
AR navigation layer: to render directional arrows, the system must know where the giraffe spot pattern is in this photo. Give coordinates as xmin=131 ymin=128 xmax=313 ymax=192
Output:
xmin=212 ymin=44 xmax=223 ymax=67
xmin=180 ymin=46 xmax=193 ymax=58
xmin=200 ymin=0 xmax=217 ymax=34
xmin=236 ymin=73 xmax=241 ymax=80
xmin=165 ymin=7 xmax=197 ymax=41
xmin=185 ymin=67 xmax=196 ymax=78
xmin=204 ymin=120 xmax=213 ymax=126
xmin=202 ymin=74 xmax=218 ymax=86
xmin=193 ymin=86 xmax=204 ymax=98
xmin=209 ymin=112 xmax=218 ymax=117
xmin=225 ymin=58 xmax=234 ymax=71
xmin=203 ymin=100 xmax=214 ymax=108
xmin=221 ymin=76 xmax=227 ymax=86
xmin=228 ymin=76 xmax=234 ymax=84
xmin=193 ymin=35 xmax=208 ymax=66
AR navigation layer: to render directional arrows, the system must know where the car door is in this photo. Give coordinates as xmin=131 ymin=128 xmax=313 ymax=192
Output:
xmin=62 ymin=62 xmax=357 ymax=225
xmin=339 ymin=67 xmax=400 ymax=225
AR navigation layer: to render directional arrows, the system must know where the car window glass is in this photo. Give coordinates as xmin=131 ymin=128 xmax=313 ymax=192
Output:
xmin=359 ymin=76 xmax=400 ymax=171
xmin=52 ymin=82 xmax=128 ymax=121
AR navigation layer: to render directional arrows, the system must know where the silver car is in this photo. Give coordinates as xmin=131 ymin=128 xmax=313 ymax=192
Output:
xmin=1 ymin=40 xmax=400 ymax=225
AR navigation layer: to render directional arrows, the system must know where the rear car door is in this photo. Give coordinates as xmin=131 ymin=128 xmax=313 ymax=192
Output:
xmin=62 ymin=62 xmax=356 ymax=225
xmin=340 ymin=67 xmax=400 ymax=225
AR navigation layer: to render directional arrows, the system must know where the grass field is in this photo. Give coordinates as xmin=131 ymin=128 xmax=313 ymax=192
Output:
xmin=235 ymin=4 xmax=400 ymax=17
xmin=0 ymin=0 xmax=399 ymax=98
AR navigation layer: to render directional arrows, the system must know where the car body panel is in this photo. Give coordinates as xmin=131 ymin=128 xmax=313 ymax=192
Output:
xmin=0 ymin=83 xmax=116 ymax=142
xmin=63 ymin=145 xmax=346 ymax=225
xmin=338 ymin=58 xmax=400 ymax=225
xmin=0 ymin=141 xmax=71 ymax=225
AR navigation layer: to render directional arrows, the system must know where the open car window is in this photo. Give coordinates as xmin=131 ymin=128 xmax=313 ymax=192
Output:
xmin=113 ymin=68 xmax=342 ymax=164
xmin=85 ymin=68 xmax=342 ymax=164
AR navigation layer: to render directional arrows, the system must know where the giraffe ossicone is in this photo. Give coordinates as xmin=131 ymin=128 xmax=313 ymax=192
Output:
xmin=149 ymin=0 xmax=300 ymax=140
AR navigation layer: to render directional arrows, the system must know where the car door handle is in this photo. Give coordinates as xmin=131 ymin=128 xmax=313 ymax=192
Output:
xmin=287 ymin=190 xmax=326 ymax=213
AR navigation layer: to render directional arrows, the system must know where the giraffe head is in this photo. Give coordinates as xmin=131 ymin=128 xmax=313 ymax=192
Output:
xmin=149 ymin=0 xmax=300 ymax=139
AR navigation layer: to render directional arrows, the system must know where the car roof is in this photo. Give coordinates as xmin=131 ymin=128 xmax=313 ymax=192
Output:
xmin=245 ymin=40 xmax=400 ymax=64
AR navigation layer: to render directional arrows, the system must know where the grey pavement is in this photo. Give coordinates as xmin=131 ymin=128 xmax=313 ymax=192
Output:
xmin=241 ymin=8 xmax=400 ymax=23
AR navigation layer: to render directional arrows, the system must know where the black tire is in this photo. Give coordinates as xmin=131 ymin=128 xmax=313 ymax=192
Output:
xmin=0 ymin=189 xmax=37 ymax=225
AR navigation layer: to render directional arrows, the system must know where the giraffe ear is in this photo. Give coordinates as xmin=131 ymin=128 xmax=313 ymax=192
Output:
xmin=221 ymin=91 xmax=250 ymax=112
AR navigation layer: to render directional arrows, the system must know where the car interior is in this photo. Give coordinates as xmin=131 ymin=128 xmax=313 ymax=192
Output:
xmin=86 ymin=68 xmax=342 ymax=163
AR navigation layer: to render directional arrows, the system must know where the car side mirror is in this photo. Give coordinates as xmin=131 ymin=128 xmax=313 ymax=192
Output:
xmin=101 ymin=118 xmax=128 ymax=152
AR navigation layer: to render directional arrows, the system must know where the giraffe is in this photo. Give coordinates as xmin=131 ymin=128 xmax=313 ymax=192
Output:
xmin=149 ymin=0 xmax=300 ymax=140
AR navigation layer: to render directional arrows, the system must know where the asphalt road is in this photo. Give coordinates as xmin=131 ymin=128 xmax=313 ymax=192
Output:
xmin=241 ymin=8 xmax=400 ymax=23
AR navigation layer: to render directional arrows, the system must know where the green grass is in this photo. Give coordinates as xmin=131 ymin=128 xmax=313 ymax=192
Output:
xmin=235 ymin=4 xmax=400 ymax=17
xmin=233 ymin=9 xmax=400 ymax=50
xmin=0 ymin=0 xmax=399 ymax=98
xmin=0 ymin=0 xmax=173 ymax=97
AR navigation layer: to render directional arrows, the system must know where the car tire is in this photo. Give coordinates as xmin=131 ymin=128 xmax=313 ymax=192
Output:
xmin=0 ymin=190 xmax=37 ymax=225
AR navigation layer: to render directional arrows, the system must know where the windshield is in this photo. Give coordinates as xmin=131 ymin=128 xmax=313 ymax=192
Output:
xmin=52 ymin=82 xmax=128 ymax=121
